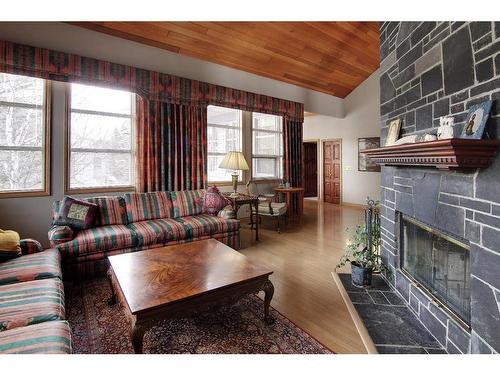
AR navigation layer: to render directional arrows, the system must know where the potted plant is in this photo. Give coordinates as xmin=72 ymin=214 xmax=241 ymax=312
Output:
xmin=336 ymin=199 xmax=386 ymax=287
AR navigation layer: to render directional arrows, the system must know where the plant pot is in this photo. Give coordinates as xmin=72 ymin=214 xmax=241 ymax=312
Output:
xmin=351 ymin=262 xmax=373 ymax=287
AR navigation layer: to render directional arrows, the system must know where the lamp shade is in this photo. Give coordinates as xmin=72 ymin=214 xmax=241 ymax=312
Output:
xmin=219 ymin=151 xmax=249 ymax=171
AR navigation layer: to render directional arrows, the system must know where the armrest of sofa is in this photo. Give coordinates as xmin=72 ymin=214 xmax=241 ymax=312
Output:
xmin=48 ymin=225 xmax=75 ymax=247
xmin=19 ymin=239 xmax=44 ymax=255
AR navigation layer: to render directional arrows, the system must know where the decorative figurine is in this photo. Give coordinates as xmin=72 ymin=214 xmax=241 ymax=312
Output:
xmin=437 ymin=116 xmax=455 ymax=140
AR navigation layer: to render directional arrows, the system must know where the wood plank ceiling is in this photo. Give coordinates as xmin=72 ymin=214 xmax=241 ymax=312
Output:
xmin=70 ymin=22 xmax=380 ymax=98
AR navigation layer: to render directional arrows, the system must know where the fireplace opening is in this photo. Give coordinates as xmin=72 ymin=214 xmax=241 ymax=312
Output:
xmin=399 ymin=214 xmax=471 ymax=327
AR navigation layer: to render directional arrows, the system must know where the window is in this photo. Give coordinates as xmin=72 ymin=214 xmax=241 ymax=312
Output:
xmin=207 ymin=105 xmax=243 ymax=182
xmin=67 ymin=83 xmax=135 ymax=192
xmin=252 ymin=112 xmax=283 ymax=180
xmin=0 ymin=73 xmax=50 ymax=197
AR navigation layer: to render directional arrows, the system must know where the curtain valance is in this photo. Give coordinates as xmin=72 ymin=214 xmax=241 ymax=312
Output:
xmin=0 ymin=40 xmax=304 ymax=122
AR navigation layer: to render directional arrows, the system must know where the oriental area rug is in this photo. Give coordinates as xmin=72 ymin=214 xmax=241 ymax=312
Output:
xmin=65 ymin=278 xmax=332 ymax=354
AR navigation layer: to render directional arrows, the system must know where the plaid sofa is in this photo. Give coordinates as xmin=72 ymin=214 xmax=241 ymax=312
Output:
xmin=0 ymin=239 xmax=72 ymax=354
xmin=49 ymin=190 xmax=240 ymax=279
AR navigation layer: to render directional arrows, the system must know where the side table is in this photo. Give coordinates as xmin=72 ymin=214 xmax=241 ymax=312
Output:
xmin=223 ymin=193 xmax=260 ymax=241
xmin=273 ymin=187 xmax=305 ymax=218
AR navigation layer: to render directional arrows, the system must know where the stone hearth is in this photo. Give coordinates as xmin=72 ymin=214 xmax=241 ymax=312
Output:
xmin=339 ymin=274 xmax=446 ymax=354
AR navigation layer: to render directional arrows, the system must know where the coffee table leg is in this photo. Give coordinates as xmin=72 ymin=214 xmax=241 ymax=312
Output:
xmin=130 ymin=324 xmax=146 ymax=354
xmin=262 ymin=279 xmax=275 ymax=324
xmin=107 ymin=268 xmax=117 ymax=306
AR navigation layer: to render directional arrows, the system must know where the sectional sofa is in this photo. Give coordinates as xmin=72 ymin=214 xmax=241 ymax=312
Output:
xmin=48 ymin=190 xmax=240 ymax=279
xmin=0 ymin=240 xmax=72 ymax=354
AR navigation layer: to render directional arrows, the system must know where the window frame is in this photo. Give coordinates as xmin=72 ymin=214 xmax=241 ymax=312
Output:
xmin=0 ymin=78 xmax=51 ymax=199
xmin=64 ymin=83 xmax=136 ymax=194
xmin=207 ymin=105 xmax=245 ymax=186
xmin=251 ymin=112 xmax=284 ymax=182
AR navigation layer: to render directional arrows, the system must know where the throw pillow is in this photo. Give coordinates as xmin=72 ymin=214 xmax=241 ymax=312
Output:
xmin=54 ymin=196 xmax=98 ymax=230
xmin=0 ymin=229 xmax=21 ymax=260
xmin=218 ymin=205 xmax=236 ymax=220
xmin=197 ymin=186 xmax=232 ymax=216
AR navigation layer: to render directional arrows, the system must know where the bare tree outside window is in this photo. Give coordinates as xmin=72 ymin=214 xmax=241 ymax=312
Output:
xmin=0 ymin=73 xmax=47 ymax=195
xmin=252 ymin=112 xmax=283 ymax=180
xmin=68 ymin=83 xmax=135 ymax=191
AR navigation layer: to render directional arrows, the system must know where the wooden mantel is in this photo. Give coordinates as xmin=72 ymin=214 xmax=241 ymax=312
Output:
xmin=361 ymin=139 xmax=500 ymax=170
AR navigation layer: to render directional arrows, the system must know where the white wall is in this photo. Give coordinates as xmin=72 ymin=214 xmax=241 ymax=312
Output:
xmin=0 ymin=22 xmax=345 ymax=118
xmin=303 ymin=70 xmax=381 ymax=205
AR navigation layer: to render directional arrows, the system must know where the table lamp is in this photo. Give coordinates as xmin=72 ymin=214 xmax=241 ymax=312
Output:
xmin=219 ymin=151 xmax=249 ymax=198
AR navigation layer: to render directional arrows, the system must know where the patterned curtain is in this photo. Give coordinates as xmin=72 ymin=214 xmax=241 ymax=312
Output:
xmin=136 ymin=97 xmax=207 ymax=192
xmin=0 ymin=40 xmax=303 ymax=122
xmin=283 ymin=118 xmax=304 ymax=188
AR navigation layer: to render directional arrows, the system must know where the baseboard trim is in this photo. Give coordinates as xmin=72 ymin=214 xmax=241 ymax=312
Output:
xmin=341 ymin=202 xmax=367 ymax=209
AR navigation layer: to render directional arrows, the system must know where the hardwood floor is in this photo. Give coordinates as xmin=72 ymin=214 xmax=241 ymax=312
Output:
xmin=239 ymin=199 xmax=367 ymax=354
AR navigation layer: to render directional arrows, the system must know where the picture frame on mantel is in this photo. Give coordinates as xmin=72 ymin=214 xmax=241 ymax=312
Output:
xmin=460 ymin=100 xmax=493 ymax=139
xmin=385 ymin=119 xmax=402 ymax=146
xmin=358 ymin=137 xmax=381 ymax=172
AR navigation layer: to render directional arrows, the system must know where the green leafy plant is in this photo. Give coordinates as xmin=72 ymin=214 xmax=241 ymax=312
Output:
xmin=336 ymin=200 xmax=388 ymax=274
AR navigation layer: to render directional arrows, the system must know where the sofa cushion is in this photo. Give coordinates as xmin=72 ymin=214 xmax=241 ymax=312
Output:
xmin=128 ymin=218 xmax=187 ymax=246
xmin=124 ymin=191 xmax=173 ymax=222
xmin=170 ymin=190 xmax=205 ymax=218
xmin=0 ymin=248 xmax=61 ymax=286
xmin=174 ymin=214 xmax=240 ymax=238
xmin=0 ymin=320 xmax=72 ymax=354
xmin=86 ymin=196 xmax=129 ymax=226
xmin=55 ymin=225 xmax=137 ymax=257
xmin=52 ymin=196 xmax=128 ymax=227
xmin=0 ymin=278 xmax=65 ymax=332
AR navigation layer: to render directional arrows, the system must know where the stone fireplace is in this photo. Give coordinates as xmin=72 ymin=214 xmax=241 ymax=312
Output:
xmin=379 ymin=22 xmax=500 ymax=353
xmin=399 ymin=214 xmax=471 ymax=326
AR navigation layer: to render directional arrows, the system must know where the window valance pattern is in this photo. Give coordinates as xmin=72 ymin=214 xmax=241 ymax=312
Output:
xmin=0 ymin=40 xmax=304 ymax=122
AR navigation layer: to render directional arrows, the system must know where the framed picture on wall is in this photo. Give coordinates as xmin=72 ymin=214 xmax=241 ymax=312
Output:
xmin=358 ymin=137 xmax=381 ymax=172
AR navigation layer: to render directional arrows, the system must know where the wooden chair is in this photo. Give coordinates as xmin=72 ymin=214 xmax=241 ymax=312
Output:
xmin=246 ymin=180 xmax=288 ymax=233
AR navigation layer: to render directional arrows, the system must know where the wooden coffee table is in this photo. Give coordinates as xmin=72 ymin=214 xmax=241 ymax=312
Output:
xmin=107 ymin=239 xmax=274 ymax=353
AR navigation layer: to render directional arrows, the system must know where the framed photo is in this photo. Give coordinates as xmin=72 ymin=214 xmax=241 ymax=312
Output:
xmin=460 ymin=100 xmax=493 ymax=139
xmin=385 ymin=119 xmax=402 ymax=146
xmin=358 ymin=137 xmax=381 ymax=172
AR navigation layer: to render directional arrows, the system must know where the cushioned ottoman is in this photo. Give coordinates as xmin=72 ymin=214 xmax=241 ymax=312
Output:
xmin=0 ymin=248 xmax=62 ymax=286
xmin=0 ymin=320 xmax=72 ymax=354
xmin=0 ymin=278 xmax=65 ymax=331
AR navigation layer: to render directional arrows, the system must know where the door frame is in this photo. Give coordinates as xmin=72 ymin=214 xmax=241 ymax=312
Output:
xmin=303 ymin=139 xmax=320 ymax=199
xmin=322 ymin=139 xmax=342 ymax=204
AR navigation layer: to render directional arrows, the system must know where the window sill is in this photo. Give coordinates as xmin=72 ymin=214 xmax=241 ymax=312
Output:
xmin=0 ymin=190 xmax=50 ymax=199
xmin=65 ymin=186 xmax=136 ymax=195
xmin=251 ymin=179 xmax=281 ymax=184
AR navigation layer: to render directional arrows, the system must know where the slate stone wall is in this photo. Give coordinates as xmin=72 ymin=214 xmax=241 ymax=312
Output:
xmin=379 ymin=22 xmax=500 ymax=354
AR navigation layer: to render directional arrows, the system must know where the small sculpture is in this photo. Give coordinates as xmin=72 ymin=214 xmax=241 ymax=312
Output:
xmin=437 ymin=116 xmax=455 ymax=139
xmin=392 ymin=133 xmax=437 ymax=145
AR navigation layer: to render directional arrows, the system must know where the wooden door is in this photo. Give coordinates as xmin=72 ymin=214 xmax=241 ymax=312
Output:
xmin=323 ymin=140 xmax=341 ymax=204
xmin=303 ymin=142 xmax=318 ymax=197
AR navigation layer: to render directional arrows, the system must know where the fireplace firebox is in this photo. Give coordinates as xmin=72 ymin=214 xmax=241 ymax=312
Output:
xmin=399 ymin=214 xmax=471 ymax=327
